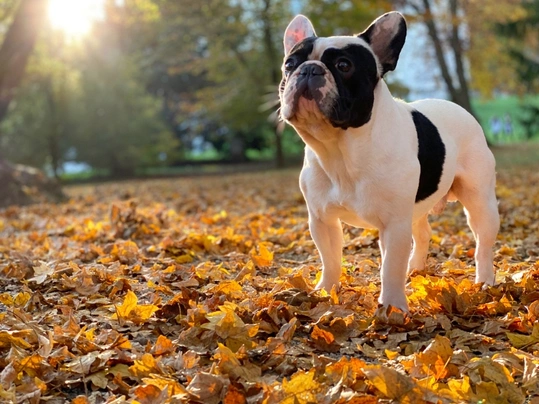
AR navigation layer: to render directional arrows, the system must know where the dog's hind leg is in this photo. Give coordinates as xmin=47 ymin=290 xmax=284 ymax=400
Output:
xmin=452 ymin=171 xmax=499 ymax=285
xmin=408 ymin=214 xmax=431 ymax=273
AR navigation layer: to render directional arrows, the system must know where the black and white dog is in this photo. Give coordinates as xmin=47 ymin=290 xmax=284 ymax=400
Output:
xmin=279 ymin=12 xmax=499 ymax=311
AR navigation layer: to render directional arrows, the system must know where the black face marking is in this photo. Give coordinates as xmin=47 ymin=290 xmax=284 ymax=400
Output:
xmin=279 ymin=37 xmax=318 ymax=97
xmin=412 ymin=110 xmax=446 ymax=202
xmin=320 ymin=44 xmax=379 ymax=129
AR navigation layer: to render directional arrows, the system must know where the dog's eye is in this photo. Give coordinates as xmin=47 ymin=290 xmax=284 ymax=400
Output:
xmin=284 ymin=59 xmax=296 ymax=73
xmin=336 ymin=58 xmax=352 ymax=73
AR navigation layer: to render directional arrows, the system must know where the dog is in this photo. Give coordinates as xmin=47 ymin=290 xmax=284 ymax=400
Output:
xmin=279 ymin=11 xmax=500 ymax=311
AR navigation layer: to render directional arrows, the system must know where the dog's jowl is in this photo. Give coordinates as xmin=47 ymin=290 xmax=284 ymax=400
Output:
xmin=279 ymin=12 xmax=500 ymax=311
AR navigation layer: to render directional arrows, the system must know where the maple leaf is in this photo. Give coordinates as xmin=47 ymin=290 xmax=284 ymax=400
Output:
xmin=28 ymin=261 xmax=54 ymax=284
xmin=2 ymin=164 xmax=539 ymax=403
xmin=152 ymin=335 xmax=175 ymax=356
xmin=111 ymin=290 xmax=159 ymax=324
xmin=186 ymin=372 xmax=226 ymax=404
xmin=129 ymin=353 xmax=163 ymax=378
xmin=202 ymin=302 xmax=259 ymax=350
xmin=214 ymin=343 xmax=261 ymax=382
xmin=250 ymin=243 xmax=274 ymax=267
xmin=281 ymin=369 xmax=322 ymax=404
xmin=506 ymin=322 xmax=539 ymax=349
xmin=363 ymin=365 xmax=426 ymax=404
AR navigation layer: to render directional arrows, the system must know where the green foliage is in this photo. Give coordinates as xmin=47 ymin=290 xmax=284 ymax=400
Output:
xmin=495 ymin=0 xmax=539 ymax=91
xmin=473 ymin=95 xmax=539 ymax=143
xmin=72 ymin=53 xmax=177 ymax=176
xmin=1 ymin=0 xmax=537 ymax=180
xmin=1 ymin=0 xmax=177 ymax=177
xmin=302 ymin=0 xmax=391 ymax=36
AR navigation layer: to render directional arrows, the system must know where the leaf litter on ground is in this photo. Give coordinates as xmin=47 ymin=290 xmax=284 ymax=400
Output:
xmin=0 ymin=168 xmax=538 ymax=403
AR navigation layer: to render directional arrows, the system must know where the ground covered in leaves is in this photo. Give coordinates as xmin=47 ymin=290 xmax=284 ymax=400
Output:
xmin=1 ymin=167 xmax=539 ymax=404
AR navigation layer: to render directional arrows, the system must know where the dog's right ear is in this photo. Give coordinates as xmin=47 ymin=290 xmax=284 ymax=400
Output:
xmin=283 ymin=15 xmax=316 ymax=55
xmin=359 ymin=12 xmax=407 ymax=76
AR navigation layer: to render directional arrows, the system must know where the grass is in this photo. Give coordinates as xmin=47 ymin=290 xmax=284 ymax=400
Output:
xmin=473 ymin=94 xmax=539 ymax=143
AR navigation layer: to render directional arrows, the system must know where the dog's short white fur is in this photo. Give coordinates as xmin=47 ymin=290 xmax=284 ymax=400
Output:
xmin=280 ymin=12 xmax=500 ymax=311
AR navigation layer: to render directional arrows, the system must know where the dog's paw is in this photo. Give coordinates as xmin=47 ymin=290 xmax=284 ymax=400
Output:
xmin=476 ymin=273 xmax=496 ymax=286
xmin=378 ymin=295 xmax=409 ymax=313
xmin=314 ymin=280 xmax=340 ymax=293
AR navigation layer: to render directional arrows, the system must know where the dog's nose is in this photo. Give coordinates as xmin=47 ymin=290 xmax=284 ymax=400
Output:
xmin=300 ymin=64 xmax=325 ymax=77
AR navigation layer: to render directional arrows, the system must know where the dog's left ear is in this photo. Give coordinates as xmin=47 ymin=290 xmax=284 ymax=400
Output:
xmin=359 ymin=12 xmax=407 ymax=76
xmin=283 ymin=15 xmax=316 ymax=55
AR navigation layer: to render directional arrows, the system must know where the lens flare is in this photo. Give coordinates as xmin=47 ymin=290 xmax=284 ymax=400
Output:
xmin=48 ymin=0 xmax=104 ymax=38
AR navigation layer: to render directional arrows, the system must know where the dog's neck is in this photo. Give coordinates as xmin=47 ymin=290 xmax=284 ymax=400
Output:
xmin=295 ymin=80 xmax=399 ymax=187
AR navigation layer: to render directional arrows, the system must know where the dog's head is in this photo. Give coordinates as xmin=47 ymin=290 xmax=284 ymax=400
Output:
xmin=279 ymin=12 xmax=406 ymax=130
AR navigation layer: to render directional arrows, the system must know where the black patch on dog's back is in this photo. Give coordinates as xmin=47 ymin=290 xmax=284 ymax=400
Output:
xmin=412 ymin=110 xmax=445 ymax=202
xmin=320 ymin=44 xmax=379 ymax=129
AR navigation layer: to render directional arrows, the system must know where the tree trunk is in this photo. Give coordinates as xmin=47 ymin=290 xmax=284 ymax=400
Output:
xmin=0 ymin=0 xmax=49 ymax=124
xmin=448 ymin=0 xmax=475 ymax=117
xmin=415 ymin=0 xmax=479 ymax=122
xmin=418 ymin=0 xmax=460 ymax=103
xmin=44 ymin=76 xmax=62 ymax=179
xmin=0 ymin=0 xmax=66 ymax=207
xmin=260 ymin=0 xmax=285 ymax=168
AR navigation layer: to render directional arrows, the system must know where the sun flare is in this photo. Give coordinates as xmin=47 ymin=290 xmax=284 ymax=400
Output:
xmin=48 ymin=0 xmax=105 ymax=38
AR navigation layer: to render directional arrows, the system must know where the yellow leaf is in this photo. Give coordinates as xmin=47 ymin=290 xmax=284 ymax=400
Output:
xmin=385 ymin=349 xmax=399 ymax=360
xmin=0 ymin=330 xmax=33 ymax=349
xmin=113 ymin=290 xmax=138 ymax=319
xmin=207 ymin=280 xmax=243 ymax=298
xmin=142 ymin=374 xmax=189 ymax=396
xmin=446 ymin=376 xmax=472 ymax=400
xmin=281 ymin=369 xmax=320 ymax=404
xmin=111 ymin=290 xmax=159 ymax=324
xmin=506 ymin=323 xmax=539 ymax=349
xmin=214 ymin=343 xmax=261 ymax=382
xmin=14 ymin=292 xmax=31 ymax=307
xmin=251 ymin=243 xmax=273 ymax=267
xmin=364 ymin=365 xmax=424 ymax=403
xmin=202 ymin=302 xmax=258 ymax=349
xmin=129 ymin=353 xmax=161 ymax=378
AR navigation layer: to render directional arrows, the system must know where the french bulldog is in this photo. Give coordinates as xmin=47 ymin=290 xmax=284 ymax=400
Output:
xmin=279 ymin=11 xmax=500 ymax=311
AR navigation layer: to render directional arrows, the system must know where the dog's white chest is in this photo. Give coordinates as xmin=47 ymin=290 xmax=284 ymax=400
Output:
xmin=301 ymin=167 xmax=384 ymax=229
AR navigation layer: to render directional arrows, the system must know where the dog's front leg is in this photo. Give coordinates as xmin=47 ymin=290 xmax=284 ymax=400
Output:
xmin=309 ymin=215 xmax=343 ymax=291
xmin=378 ymin=220 xmax=412 ymax=311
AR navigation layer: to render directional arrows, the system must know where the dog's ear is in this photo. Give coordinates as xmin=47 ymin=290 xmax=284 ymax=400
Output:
xmin=283 ymin=15 xmax=316 ymax=55
xmin=359 ymin=12 xmax=407 ymax=76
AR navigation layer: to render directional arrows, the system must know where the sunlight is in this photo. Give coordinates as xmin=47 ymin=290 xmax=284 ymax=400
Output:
xmin=48 ymin=0 xmax=105 ymax=38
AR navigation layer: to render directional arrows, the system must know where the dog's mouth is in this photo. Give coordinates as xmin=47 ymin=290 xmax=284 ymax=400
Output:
xmin=281 ymin=63 xmax=336 ymax=122
xmin=281 ymin=80 xmax=328 ymax=121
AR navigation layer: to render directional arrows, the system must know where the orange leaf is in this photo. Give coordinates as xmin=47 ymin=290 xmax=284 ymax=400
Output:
xmin=251 ymin=243 xmax=273 ymax=267
xmin=153 ymin=335 xmax=175 ymax=356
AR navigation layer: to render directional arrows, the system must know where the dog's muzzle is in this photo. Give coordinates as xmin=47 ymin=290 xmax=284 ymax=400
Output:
xmin=296 ymin=63 xmax=326 ymax=100
xmin=282 ymin=62 xmax=332 ymax=121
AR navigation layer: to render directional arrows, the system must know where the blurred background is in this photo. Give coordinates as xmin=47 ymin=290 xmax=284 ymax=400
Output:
xmin=0 ymin=0 xmax=537 ymax=206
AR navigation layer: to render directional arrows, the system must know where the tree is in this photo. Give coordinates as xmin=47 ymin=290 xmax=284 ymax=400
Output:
xmin=0 ymin=0 xmax=48 ymax=124
xmin=495 ymin=0 xmax=539 ymax=92
xmin=67 ymin=9 xmax=178 ymax=178
xmin=392 ymin=0 xmax=476 ymax=115
xmin=394 ymin=0 xmax=530 ymax=109
xmin=0 ymin=0 xmax=65 ymax=207
xmin=1 ymin=29 xmax=80 ymax=178
xmin=151 ymin=0 xmax=293 ymax=165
